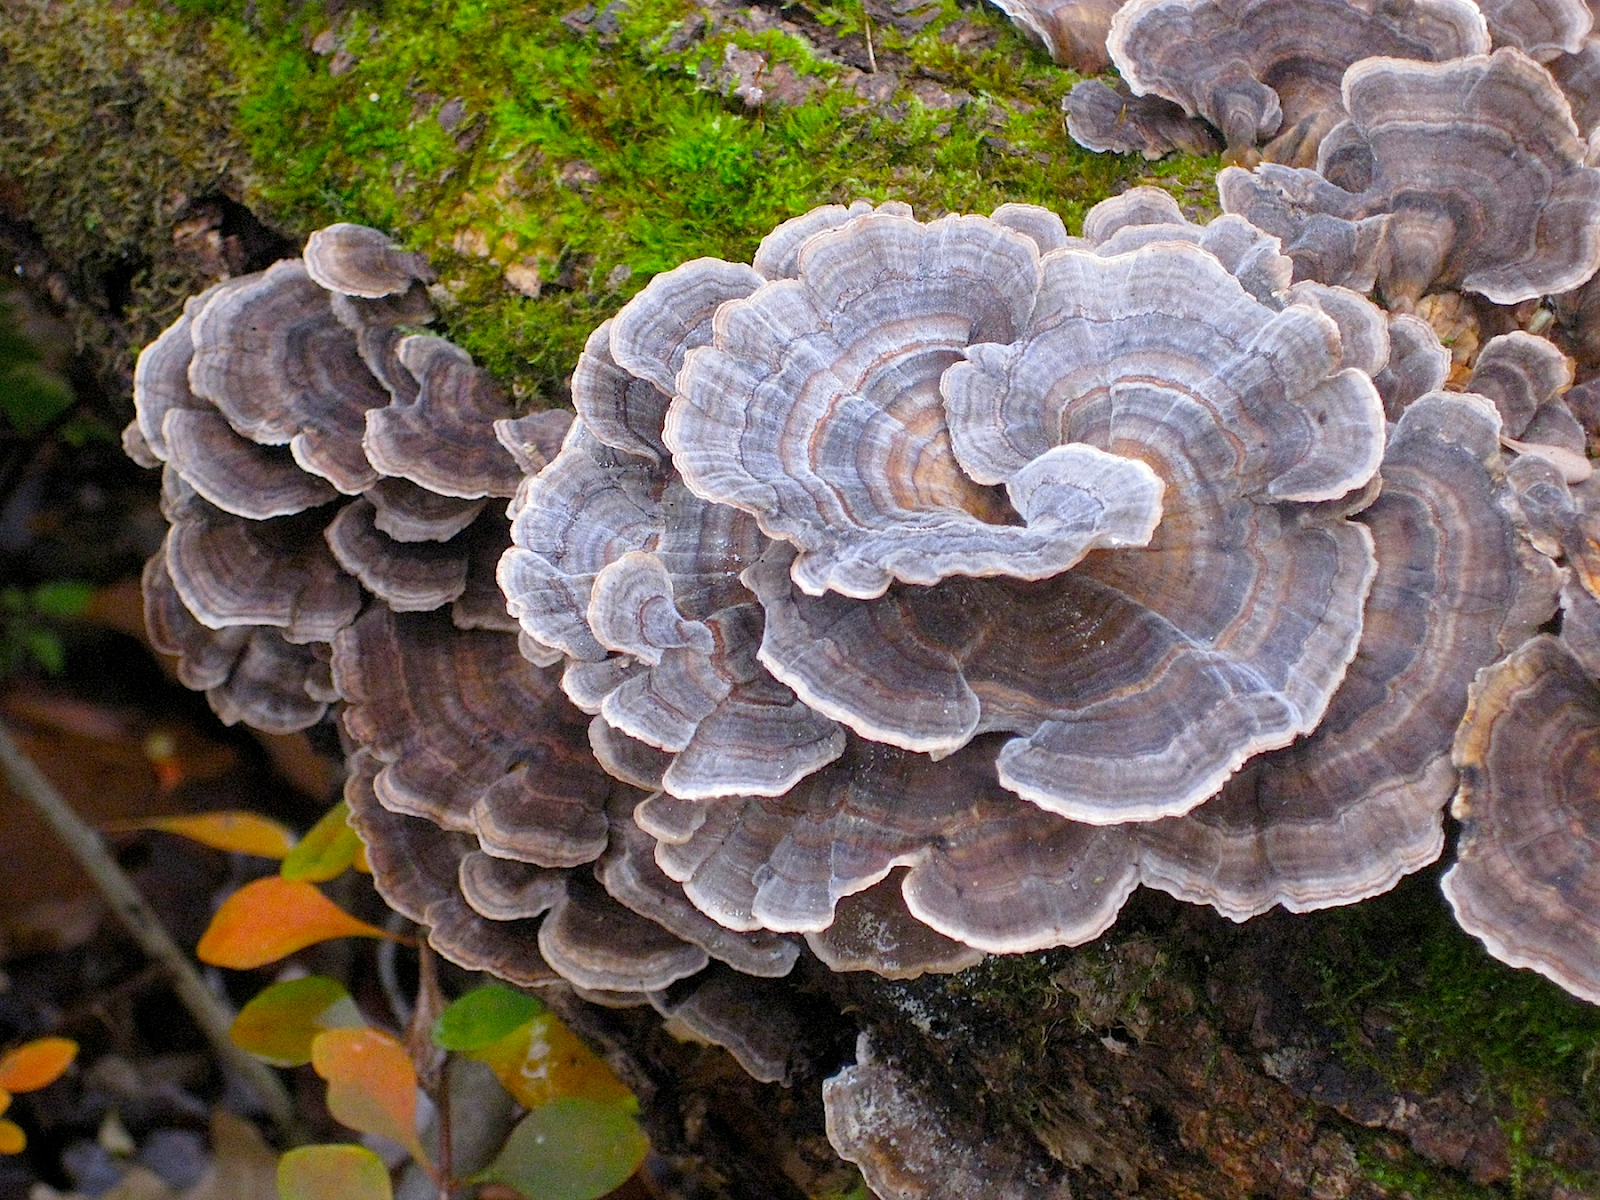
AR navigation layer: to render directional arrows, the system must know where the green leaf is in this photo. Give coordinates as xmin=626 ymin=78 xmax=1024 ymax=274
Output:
xmin=231 ymin=976 xmax=364 ymax=1067
xmin=30 ymin=581 xmax=94 ymax=619
xmin=277 ymin=1144 xmax=392 ymax=1200
xmin=0 ymin=360 xmax=75 ymax=435
xmin=431 ymin=984 xmax=545 ymax=1051
xmin=280 ymin=801 xmax=363 ymax=882
xmin=472 ymin=1098 xmax=649 ymax=1200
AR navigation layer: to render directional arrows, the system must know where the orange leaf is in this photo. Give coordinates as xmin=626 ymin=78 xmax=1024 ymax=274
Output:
xmin=107 ymin=812 xmax=296 ymax=859
xmin=311 ymin=1029 xmax=429 ymax=1166
xmin=196 ymin=877 xmax=393 ymax=969
xmin=0 ymin=1119 xmax=23 ymax=1154
xmin=0 ymin=1038 xmax=77 ymax=1092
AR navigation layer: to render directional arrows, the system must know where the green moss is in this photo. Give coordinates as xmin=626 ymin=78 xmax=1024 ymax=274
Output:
xmin=189 ymin=0 xmax=1191 ymax=397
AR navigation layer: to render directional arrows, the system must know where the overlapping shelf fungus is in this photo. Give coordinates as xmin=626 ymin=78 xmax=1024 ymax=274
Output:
xmin=128 ymin=190 xmax=1600 ymax=1115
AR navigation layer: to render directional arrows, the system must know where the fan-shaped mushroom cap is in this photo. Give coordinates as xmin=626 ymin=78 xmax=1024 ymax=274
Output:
xmin=1220 ymin=49 xmax=1600 ymax=305
xmin=325 ymin=498 xmax=470 ymax=612
xmin=366 ymin=477 xmax=485 ymax=543
xmin=589 ymin=720 xmax=671 ymax=791
xmin=1064 ymin=80 xmax=1223 ymax=160
xmin=345 ymin=752 xmax=559 ymax=986
xmin=451 ymin=515 xmax=521 ymax=633
xmin=187 ymin=261 xmax=391 ymax=493
xmin=333 ymin=606 xmax=614 ymax=867
xmin=1550 ymin=38 xmax=1600 ymax=140
xmin=500 ymin=423 xmax=672 ymax=662
xmin=1477 ymin=0 xmax=1591 ymax=60
xmin=610 ymin=258 xmax=764 ymax=395
xmin=986 ymin=0 xmax=1130 ymax=71
xmin=1372 ymin=313 xmax=1452 ymax=417
xmin=1468 ymin=330 xmax=1577 ymax=438
xmin=143 ymin=554 xmax=329 ymax=733
xmin=161 ymin=471 xmax=361 ymax=642
xmin=649 ymin=966 xmax=808 ymax=1084
xmin=597 ymin=815 xmax=799 ymax=977
xmin=751 ymin=201 xmax=912 ymax=281
xmin=363 ymin=336 xmax=522 ymax=499
xmin=538 ymin=872 xmax=709 ymax=993
xmin=804 ymin=872 xmax=986 ymax=979
xmin=457 ymin=851 xmax=566 ymax=921
xmin=669 ymin=211 xmax=1067 ymax=600
xmin=989 ymin=203 xmax=1072 ymax=255
xmin=131 ymin=284 xmax=226 ymax=461
xmin=1442 ymin=634 xmax=1600 ymax=1003
xmin=640 ymin=735 xmax=1140 ymax=954
xmin=742 ymin=239 xmax=1383 ymax=819
xmin=570 ymin=321 xmax=671 ymax=462
xmin=303 ymin=223 xmax=435 ymax=299
xmin=1137 ymin=391 xmax=1562 ymax=918
xmin=1105 ymin=0 xmax=1490 ymax=163
xmin=162 ymin=409 xmax=340 ymax=520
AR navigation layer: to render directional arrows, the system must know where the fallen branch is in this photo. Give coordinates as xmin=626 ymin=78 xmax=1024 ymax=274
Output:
xmin=0 ymin=717 xmax=300 ymax=1137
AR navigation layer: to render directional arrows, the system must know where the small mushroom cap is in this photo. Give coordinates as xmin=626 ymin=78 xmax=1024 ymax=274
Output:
xmin=345 ymin=752 xmax=558 ymax=986
xmin=1443 ymin=634 xmax=1600 ymax=1003
xmin=1476 ymin=0 xmax=1592 ymax=60
xmin=1106 ymin=0 xmax=1490 ymax=161
xmin=646 ymin=735 xmax=1140 ymax=955
xmin=1550 ymin=37 xmax=1600 ymax=142
xmin=1467 ymin=330 xmax=1576 ymax=438
xmin=325 ymin=498 xmax=470 ymax=613
xmin=458 ymin=850 xmax=566 ymax=921
xmin=571 ymin=320 xmax=671 ymax=462
xmin=1137 ymin=390 xmax=1562 ymax=918
xmin=597 ymin=814 xmax=799 ymax=977
xmin=1372 ymin=313 xmax=1451 ymax=417
xmin=366 ymin=477 xmax=486 ymax=543
xmin=649 ymin=966 xmax=808 ymax=1084
xmin=538 ymin=872 xmax=708 ymax=993
xmin=804 ymin=872 xmax=986 ymax=979
xmin=333 ymin=606 xmax=614 ymax=867
xmin=161 ymin=471 xmax=362 ymax=642
xmin=363 ymin=336 xmax=522 ymax=499
xmin=1064 ymin=79 xmax=1223 ymax=160
xmin=162 ymin=409 xmax=340 ymax=520
xmin=187 ymin=261 xmax=390 ymax=493
xmin=144 ymin=554 xmax=328 ymax=733
xmin=303 ymin=223 xmax=435 ymax=299
xmin=132 ymin=284 xmax=226 ymax=461
xmin=986 ymin=0 xmax=1129 ymax=71
xmin=608 ymin=258 xmax=764 ymax=396
xmin=451 ymin=514 xmax=521 ymax=633
xmin=668 ymin=211 xmax=1049 ymax=599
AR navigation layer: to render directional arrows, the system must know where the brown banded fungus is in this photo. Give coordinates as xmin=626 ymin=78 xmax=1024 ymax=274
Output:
xmin=1137 ymin=390 xmax=1560 ymax=918
xmin=1442 ymin=633 xmax=1600 ymax=1002
xmin=1104 ymin=0 xmax=1490 ymax=164
xmin=1219 ymin=48 xmax=1600 ymax=305
xmin=985 ymin=0 xmax=1130 ymax=70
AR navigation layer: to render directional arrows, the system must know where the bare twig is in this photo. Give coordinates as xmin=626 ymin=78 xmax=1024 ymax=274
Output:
xmin=0 ymin=717 xmax=299 ymax=1137
xmin=863 ymin=8 xmax=877 ymax=74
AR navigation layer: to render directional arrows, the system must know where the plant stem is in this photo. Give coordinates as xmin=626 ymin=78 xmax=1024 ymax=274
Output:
xmin=0 ymin=717 xmax=300 ymax=1138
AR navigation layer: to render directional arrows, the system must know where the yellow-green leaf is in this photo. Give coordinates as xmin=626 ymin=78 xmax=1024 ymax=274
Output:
xmin=431 ymin=985 xmax=544 ymax=1051
xmin=232 ymin=977 xmax=365 ymax=1067
xmin=197 ymin=878 xmax=394 ymax=969
xmin=277 ymin=1144 xmax=393 ymax=1200
xmin=280 ymin=802 xmax=363 ymax=883
xmin=107 ymin=812 xmax=296 ymax=859
xmin=310 ymin=1029 xmax=428 ymax=1166
xmin=473 ymin=1098 xmax=648 ymax=1200
xmin=468 ymin=1014 xmax=635 ymax=1111
xmin=0 ymin=1038 xmax=77 ymax=1092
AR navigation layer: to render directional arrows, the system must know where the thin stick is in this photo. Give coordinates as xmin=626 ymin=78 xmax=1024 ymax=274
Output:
xmin=0 ymin=717 xmax=299 ymax=1136
xmin=863 ymin=10 xmax=877 ymax=74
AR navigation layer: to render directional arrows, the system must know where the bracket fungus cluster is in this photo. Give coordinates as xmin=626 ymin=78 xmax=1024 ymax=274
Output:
xmin=131 ymin=157 xmax=1600 ymax=1155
